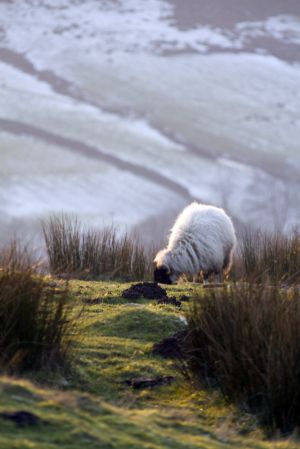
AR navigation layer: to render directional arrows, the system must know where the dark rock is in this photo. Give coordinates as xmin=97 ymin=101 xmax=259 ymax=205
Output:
xmin=157 ymin=296 xmax=181 ymax=307
xmin=152 ymin=330 xmax=188 ymax=359
xmin=0 ymin=410 xmax=44 ymax=427
xmin=122 ymin=282 xmax=167 ymax=300
xmin=179 ymin=294 xmax=190 ymax=302
xmin=124 ymin=375 xmax=175 ymax=389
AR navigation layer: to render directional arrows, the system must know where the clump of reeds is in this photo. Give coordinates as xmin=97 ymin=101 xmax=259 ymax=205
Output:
xmin=0 ymin=240 xmax=40 ymax=272
xmin=185 ymin=283 xmax=300 ymax=433
xmin=231 ymin=228 xmax=300 ymax=285
xmin=0 ymin=242 xmax=77 ymax=373
xmin=42 ymin=215 xmax=155 ymax=281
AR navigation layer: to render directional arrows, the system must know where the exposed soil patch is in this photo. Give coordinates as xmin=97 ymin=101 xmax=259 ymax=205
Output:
xmin=152 ymin=330 xmax=188 ymax=359
xmin=167 ymin=0 xmax=300 ymax=31
xmin=121 ymin=282 xmax=184 ymax=307
xmin=124 ymin=376 xmax=176 ymax=389
xmin=0 ymin=410 xmax=45 ymax=427
xmin=122 ymin=282 xmax=167 ymax=300
xmin=157 ymin=296 xmax=182 ymax=307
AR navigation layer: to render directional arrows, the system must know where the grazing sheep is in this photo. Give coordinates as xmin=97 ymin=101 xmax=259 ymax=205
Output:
xmin=154 ymin=202 xmax=236 ymax=284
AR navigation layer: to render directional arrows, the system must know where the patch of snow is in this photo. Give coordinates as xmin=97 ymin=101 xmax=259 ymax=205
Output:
xmin=0 ymin=61 xmax=184 ymax=155
xmin=0 ymin=133 xmax=182 ymax=229
xmin=123 ymin=118 xmax=184 ymax=151
xmin=1 ymin=2 xmax=300 ymax=69
xmin=0 ymin=0 xmax=241 ymax=62
xmin=236 ymin=15 xmax=300 ymax=46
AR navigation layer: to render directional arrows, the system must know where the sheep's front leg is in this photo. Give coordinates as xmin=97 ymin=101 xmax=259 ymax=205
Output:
xmin=203 ymin=270 xmax=213 ymax=286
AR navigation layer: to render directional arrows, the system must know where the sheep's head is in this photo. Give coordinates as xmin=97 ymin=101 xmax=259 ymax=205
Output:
xmin=154 ymin=265 xmax=173 ymax=284
xmin=154 ymin=249 xmax=179 ymax=284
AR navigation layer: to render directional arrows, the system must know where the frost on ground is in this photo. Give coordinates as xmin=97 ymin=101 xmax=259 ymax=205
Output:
xmin=0 ymin=0 xmax=299 ymax=241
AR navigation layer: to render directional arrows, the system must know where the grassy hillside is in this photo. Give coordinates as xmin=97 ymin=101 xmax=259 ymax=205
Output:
xmin=0 ymin=280 xmax=299 ymax=449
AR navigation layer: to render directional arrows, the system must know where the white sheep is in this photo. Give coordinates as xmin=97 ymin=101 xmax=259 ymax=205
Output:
xmin=154 ymin=202 xmax=236 ymax=284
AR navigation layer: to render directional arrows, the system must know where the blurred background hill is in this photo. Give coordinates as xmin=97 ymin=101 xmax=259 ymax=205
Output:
xmin=0 ymin=0 xmax=299 ymax=244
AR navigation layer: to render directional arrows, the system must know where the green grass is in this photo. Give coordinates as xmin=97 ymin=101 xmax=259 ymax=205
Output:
xmin=0 ymin=280 xmax=299 ymax=449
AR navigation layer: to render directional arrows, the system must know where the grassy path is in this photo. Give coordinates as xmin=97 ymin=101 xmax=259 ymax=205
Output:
xmin=0 ymin=281 xmax=298 ymax=449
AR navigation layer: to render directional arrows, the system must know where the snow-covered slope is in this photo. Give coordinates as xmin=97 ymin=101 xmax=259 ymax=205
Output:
xmin=0 ymin=0 xmax=299 ymax=242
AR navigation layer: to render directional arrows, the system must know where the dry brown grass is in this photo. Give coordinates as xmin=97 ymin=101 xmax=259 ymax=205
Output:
xmin=0 ymin=242 xmax=78 ymax=373
xmin=231 ymin=228 xmax=300 ymax=285
xmin=0 ymin=240 xmax=40 ymax=272
xmin=42 ymin=215 xmax=156 ymax=281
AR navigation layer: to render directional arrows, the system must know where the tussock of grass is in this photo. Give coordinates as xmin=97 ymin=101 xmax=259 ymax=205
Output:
xmin=0 ymin=270 xmax=76 ymax=373
xmin=43 ymin=215 xmax=155 ymax=281
xmin=185 ymin=283 xmax=300 ymax=434
xmin=0 ymin=240 xmax=40 ymax=273
xmin=0 ymin=242 xmax=78 ymax=373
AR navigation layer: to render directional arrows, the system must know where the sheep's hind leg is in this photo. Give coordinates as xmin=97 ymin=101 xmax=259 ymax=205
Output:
xmin=222 ymin=250 xmax=233 ymax=279
xmin=203 ymin=270 xmax=223 ymax=288
xmin=214 ymin=271 xmax=224 ymax=286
